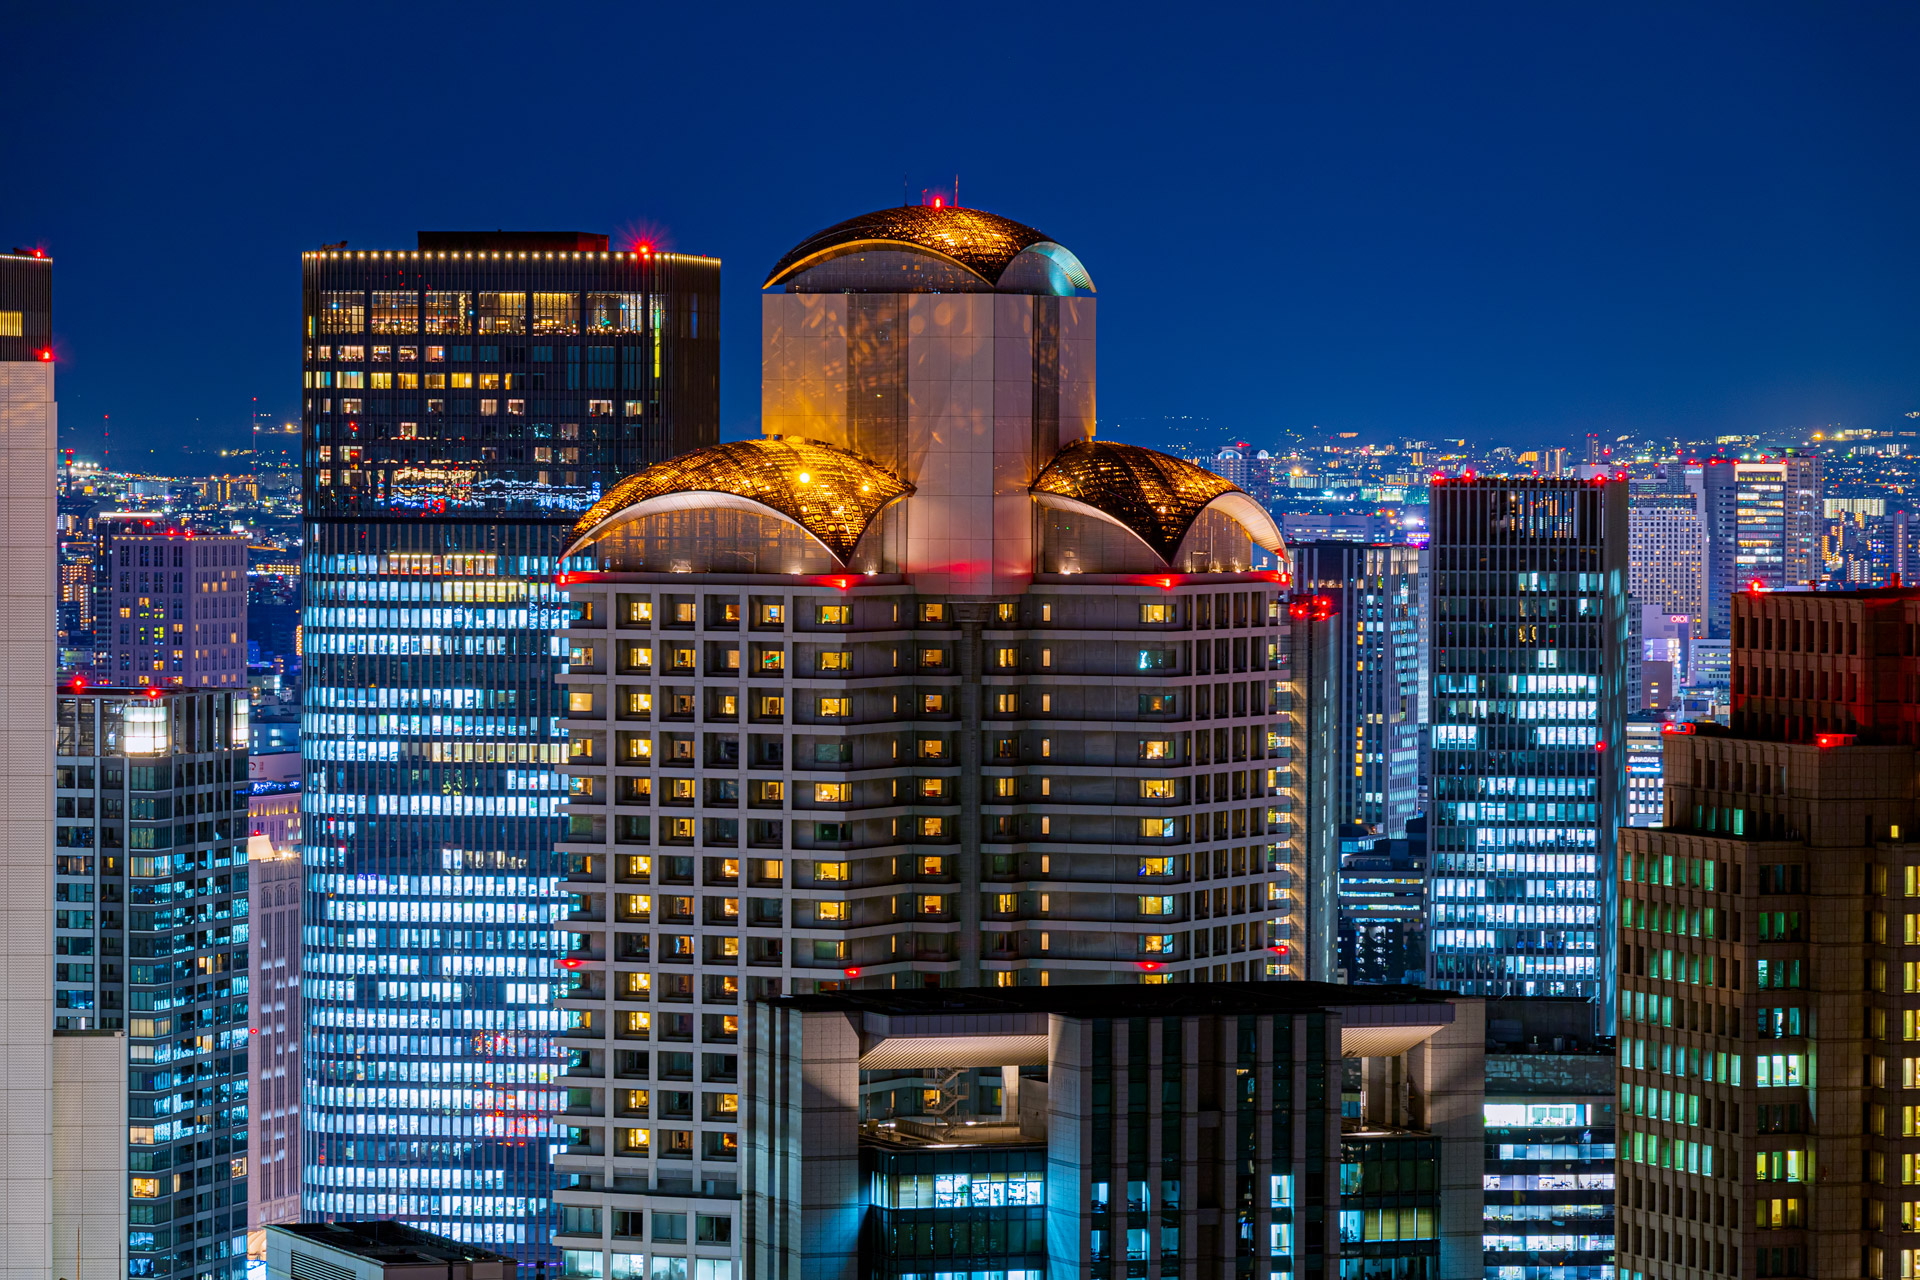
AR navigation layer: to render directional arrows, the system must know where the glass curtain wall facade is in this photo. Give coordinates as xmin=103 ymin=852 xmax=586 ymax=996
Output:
xmin=298 ymin=238 xmax=718 ymax=1258
xmin=1424 ymin=478 xmax=1627 ymax=1024
xmin=54 ymin=687 xmax=254 ymax=1280
xmin=1291 ymin=543 xmax=1422 ymax=838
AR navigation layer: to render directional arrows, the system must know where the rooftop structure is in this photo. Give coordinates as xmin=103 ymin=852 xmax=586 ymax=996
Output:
xmin=264 ymin=1223 xmax=515 ymax=1280
xmin=744 ymin=983 xmax=1487 ymax=1279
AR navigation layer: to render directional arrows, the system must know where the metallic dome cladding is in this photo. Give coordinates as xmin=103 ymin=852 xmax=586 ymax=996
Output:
xmin=566 ymin=437 xmax=914 ymax=565
xmin=763 ymin=205 xmax=1094 ymax=294
xmin=1030 ymin=439 xmax=1286 ymax=565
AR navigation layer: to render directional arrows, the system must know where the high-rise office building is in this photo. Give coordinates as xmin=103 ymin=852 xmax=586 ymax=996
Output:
xmin=1336 ymin=818 xmax=1428 ymax=985
xmin=1628 ymin=498 xmax=1707 ymax=641
xmin=1734 ymin=456 xmax=1823 ymax=592
xmin=53 ymin=684 xmax=255 ymax=1280
xmin=1425 ymin=477 xmax=1629 ymax=1018
xmin=1696 ymin=459 xmax=1740 ymax=639
xmin=550 ymin=202 xmax=1317 ymax=1274
xmin=298 ymin=234 xmax=720 ymax=1256
xmin=1 ymin=244 xmax=57 ymax=1280
xmin=1481 ymin=998 xmax=1616 ymax=1280
xmin=1292 ymin=542 xmax=1421 ymax=838
xmin=94 ymin=525 xmax=250 ymax=687
xmin=1615 ymin=583 xmax=1920 ymax=1280
xmin=248 ymin=841 xmax=303 ymax=1229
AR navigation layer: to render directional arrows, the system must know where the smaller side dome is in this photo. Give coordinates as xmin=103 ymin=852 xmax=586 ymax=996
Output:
xmin=567 ymin=438 xmax=914 ymax=565
xmin=1031 ymin=440 xmax=1284 ymax=565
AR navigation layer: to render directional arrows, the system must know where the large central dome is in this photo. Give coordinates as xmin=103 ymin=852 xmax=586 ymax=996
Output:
xmin=763 ymin=204 xmax=1094 ymax=295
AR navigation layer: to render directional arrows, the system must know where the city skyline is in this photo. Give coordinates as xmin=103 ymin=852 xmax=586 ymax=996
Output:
xmin=7 ymin=5 xmax=1920 ymax=460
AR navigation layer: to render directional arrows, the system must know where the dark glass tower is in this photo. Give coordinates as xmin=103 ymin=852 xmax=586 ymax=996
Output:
xmin=298 ymin=234 xmax=718 ymax=1257
xmin=1424 ymin=477 xmax=1628 ymax=1026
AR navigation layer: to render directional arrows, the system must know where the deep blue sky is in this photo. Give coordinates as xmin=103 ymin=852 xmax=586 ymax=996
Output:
xmin=8 ymin=2 xmax=1919 ymax=465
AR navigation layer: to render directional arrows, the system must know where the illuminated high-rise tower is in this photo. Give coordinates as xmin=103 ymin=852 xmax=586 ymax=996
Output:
xmin=1425 ymin=477 xmax=1629 ymax=1025
xmin=298 ymin=234 xmax=718 ymax=1256
xmin=546 ymin=202 xmax=1319 ymax=1278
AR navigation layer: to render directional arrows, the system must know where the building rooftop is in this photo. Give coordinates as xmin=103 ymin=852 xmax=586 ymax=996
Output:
xmin=566 ymin=436 xmax=913 ymax=564
xmin=764 ymin=203 xmax=1091 ymax=292
xmin=269 ymin=1222 xmax=514 ymax=1268
xmin=416 ymin=230 xmax=609 ymax=252
xmin=777 ymin=981 xmax=1451 ymax=1020
xmin=1031 ymin=439 xmax=1285 ymax=564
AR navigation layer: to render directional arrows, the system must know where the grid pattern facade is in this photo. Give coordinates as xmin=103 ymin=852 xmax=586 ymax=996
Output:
xmin=298 ymin=242 xmax=719 ymax=1258
xmin=1425 ymin=479 xmax=1629 ymax=1016
xmin=550 ymin=578 xmax=1307 ymax=1274
xmin=96 ymin=528 xmax=249 ymax=686
xmin=1735 ymin=459 xmax=1823 ymax=593
xmin=1629 ymin=501 xmax=1707 ymax=637
xmin=54 ymin=688 xmax=253 ymax=1280
xmin=1292 ymin=543 xmax=1422 ymax=838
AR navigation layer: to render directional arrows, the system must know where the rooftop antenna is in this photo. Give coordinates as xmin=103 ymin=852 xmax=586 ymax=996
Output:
xmin=903 ymin=174 xmax=909 ymax=207
xmin=954 ymin=174 xmax=960 ymax=208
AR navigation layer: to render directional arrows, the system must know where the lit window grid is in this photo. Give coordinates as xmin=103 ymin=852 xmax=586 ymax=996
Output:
xmin=54 ymin=691 xmax=251 ymax=1280
xmin=299 ymin=535 xmax=576 ymax=1255
xmin=1424 ymin=481 xmax=1627 ymax=1011
xmin=549 ymin=581 xmax=1297 ymax=1259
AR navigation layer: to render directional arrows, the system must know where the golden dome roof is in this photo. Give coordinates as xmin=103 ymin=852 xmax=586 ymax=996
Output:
xmin=566 ymin=437 xmax=913 ymax=565
xmin=1030 ymin=440 xmax=1285 ymax=564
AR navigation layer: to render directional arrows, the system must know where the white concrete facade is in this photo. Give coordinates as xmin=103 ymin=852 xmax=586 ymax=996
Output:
xmin=53 ymin=1031 xmax=129 ymax=1280
xmin=0 ymin=354 xmax=56 ymax=1280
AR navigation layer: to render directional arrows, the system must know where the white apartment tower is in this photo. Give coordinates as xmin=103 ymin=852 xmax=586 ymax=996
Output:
xmin=1628 ymin=496 xmax=1708 ymax=637
xmin=1 ymin=248 xmax=57 ymax=1280
xmin=550 ymin=203 xmax=1332 ymax=1277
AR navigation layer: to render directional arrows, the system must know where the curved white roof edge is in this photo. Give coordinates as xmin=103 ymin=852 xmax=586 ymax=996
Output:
xmin=1207 ymin=491 xmax=1287 ymax=556
xmin=1030 ymin=490 xmax=1170 ymax=564
xmin=562 ymin=489 xmax=847 ymax=565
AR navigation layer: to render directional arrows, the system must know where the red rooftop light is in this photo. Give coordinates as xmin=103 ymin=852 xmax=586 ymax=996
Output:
xmin=145 ymin=688 xmax=162 ymax=699
xmin=1815 ymin=733 xmax=1856 ymax=749
xmin=36 ymin=348 xmax=52 ymax=361
xmin=559 ymin=957 xmax=583 ymax=969
xmin=1661 ymin=722 xmax=1696 ymax=735
xmin=843 ymin=967 xmax=861 ymax=978
xmin=1136 ymin=961 xmax=1163 ymax=972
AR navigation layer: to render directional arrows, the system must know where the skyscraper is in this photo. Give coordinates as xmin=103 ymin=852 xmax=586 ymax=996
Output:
xmin=548 ymin=202 xmax=1312 ymax=1276
xmin=54 ymin=684 xmax=254 ymax=1280
xmin=1697 ymin=459 xmax=1739 ymax=639
xmin=1628 ymin=497 xmax=1707 ymax=641
xmin=298 ymin=235 xmax=719 ymax=1256
xmin=1424 ymin=477 xmax=1629 ymax=1019
xmin=1735 ymin=456 xmax=1823 ymax=592
xmin=1291 ymin=542 xmax=1422 ymax=837
xmin=1616 ymin=584 xmax=1920 ymax=1280
xmin=0 ymin=244 xmax=56 ymax=1280
xmin=95 ymin=524 xmax=250 ymax=687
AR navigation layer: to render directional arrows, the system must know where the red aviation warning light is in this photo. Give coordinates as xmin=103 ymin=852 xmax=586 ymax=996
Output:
xmin=1815 ymin=733 xmax=1856 ymax=749
xmin=1661 ymin=722 xmax=1696 ymax=735
xmin=1136 ymin=961 xmax=1163 ymax=972
xmin=843 ymin=967 xmax=861 ymax=979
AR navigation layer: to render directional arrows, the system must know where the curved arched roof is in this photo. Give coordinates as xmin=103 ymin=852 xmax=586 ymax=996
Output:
xmin=566 ymin=438 xmax=913 ymax=565
xmin=1031 ymin=440 xmax=1286 ymax=565
xmin=764 ymin=205 xmax=1088 ymax=291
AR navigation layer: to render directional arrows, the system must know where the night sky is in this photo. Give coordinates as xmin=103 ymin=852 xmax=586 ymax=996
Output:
xmin=8 ymin=2 xmax=1919 ymax=463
